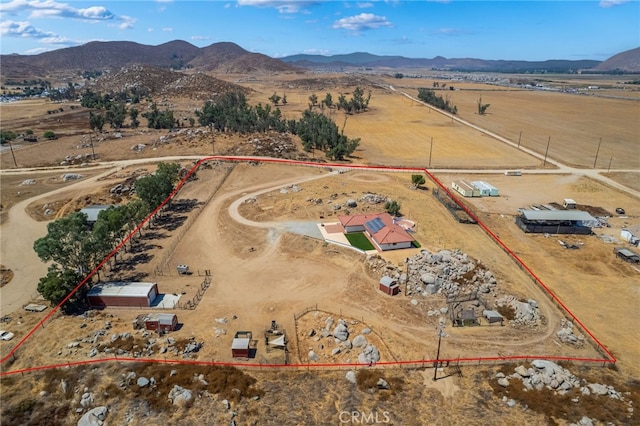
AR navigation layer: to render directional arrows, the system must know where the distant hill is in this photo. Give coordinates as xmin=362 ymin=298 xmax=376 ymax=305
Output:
xmin=281 ymin=53 xmax=602 ymax=73
xmin=0 ymin=40 xmax=300 ymax=80
xmin=589 ymin=47 xmax=640 ymax=73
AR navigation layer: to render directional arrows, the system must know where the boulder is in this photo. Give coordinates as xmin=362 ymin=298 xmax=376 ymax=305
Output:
xmin=168 ymin=385 xmax=192 ymax=405
xmin=352 ymin=335 xmax=367 ymax=348
xmin=358 ymin=344 xmax=380 ymax=364
xmin=77 ymin=406 xmax=108 ymax=426
xmin=137 ymin=377 xmax=150 ymax=388
xmin=308 ymin=350 xmax=319 ymax=362
xmin=345 ymin=371 xmax=357 ymax=384
xmin=333 ymin=323 xmax=349 ymax=341
xmin=497 ymin=378 xmax=509 ymax=387
xmin=377 ymin=378 xmax=390 ymax=390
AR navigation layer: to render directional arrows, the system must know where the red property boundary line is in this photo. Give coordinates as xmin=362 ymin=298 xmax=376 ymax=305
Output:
xmin=0 ymin=156 xmax=616 ymax=376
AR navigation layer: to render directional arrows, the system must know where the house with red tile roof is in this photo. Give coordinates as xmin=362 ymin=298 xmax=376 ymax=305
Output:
xmin=338 ymin=212 xmax=414 ymax=251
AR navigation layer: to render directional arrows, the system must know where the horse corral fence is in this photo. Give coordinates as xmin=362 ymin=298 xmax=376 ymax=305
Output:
xmin=432 ymin=188 xmax=477 ymax=224
xmin=176 ymin=274 xmax=211 ymax=310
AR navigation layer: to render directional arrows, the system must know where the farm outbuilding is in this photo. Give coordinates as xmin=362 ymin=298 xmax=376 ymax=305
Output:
xmin=483 ymin=310 xmax=504 ymax=325
xmin=452 ymin=180 xmax=479 ymax=197
xmin=87 ymin=282 xmax=159 ymax=308
xmin=471 ymin=181 xmax=499 ymax=197
xmin=232 ymin=331 xmax=253 ymax=358
xmin=563 ymin=199 xmax=577 ymax=209
xmin=134 ymin=313 xmax=178 ymax=332
xmin=379 ymin=276 xmax=400 ymax=296
xmin=80 ymin=205 xmax=115 ymax=225
xmin=613 ymin=247 xmax=640 ymax=263
xmin=515 ymin=210 xmax=597 ymax=235
xmin=620 ymin=226 xmax=640 ymax=246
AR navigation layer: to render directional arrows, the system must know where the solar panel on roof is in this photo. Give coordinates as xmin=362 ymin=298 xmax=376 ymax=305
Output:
xmin=365 ymin=217 xmax=385 ymax=233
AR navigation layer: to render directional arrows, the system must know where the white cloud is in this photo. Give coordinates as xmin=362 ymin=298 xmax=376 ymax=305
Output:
xmin=303 ymin=48 xmax=330 ymax=55
xmin=332 ymin=13 xmax=393 ymax=32
xmin=0 ymin=19 xmax=57 ymax=39
xmin=430 ymin=27 xmax=469 ymax=36
xmin=0 ymin=19 xmax=77 ymax=50
xmin=599 ymin=0 xmax=630 ymax=7
xmin=357 ymin=2 xmax=374 ymax=8
xmin=0 ymin=0 xmax=134 ymax=28
xmin=237 ymin=0 xmax=320 ymax=13
xmin=162 ymin=27 xmax=173 ymax=32
xmin=191 ymin=35 xmax=211 ymax=40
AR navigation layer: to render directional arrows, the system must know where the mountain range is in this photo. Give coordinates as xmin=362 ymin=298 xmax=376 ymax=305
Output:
xmin=1 ymin=41 xmax=638 ymax=81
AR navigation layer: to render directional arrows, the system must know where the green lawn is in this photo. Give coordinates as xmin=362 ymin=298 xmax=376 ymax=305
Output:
xmin=345 ymin=232 xmax=376 ymax=251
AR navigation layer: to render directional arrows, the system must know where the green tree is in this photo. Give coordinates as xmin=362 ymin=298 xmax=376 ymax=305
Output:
xmin=384 ymin=200 xmax=401 ymax=216
xmin=411 ymin=174 xmax=426 ymax=189
xmin=417 ymin=88 xmax=457 ymax=115
xmin=129 ymin=107 xmax=140 ymax=128
xmin=105 ymin=102 xmax=127 ymax=129
xmin=37 ymin=266 xmax=85 ymax=312
xmin=89 ymin=112 xmax=105 ymax=132
xmin=0 ymin=129 xmax=17 ymax=144
xmin=322 ymin=92 xmax=333 ymax=109
xmin=33 ymin=212 xmax=93 ymax=274
xmin=308 ymin=93 xmax=318 ymax=109
xmin=43 ymin=130 xmax=56 ymax=140
xmin=477 ymin=96 xmax=491 ymax=115
xmin=268 ymin=92 xmax=281 ymax=106
xmin=142 ymin=104 xmax=176 ymax=129
xmin=135 ymin=162 xmax=181 ymax=212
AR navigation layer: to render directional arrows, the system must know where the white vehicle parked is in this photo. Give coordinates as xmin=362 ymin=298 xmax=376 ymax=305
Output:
xmin=0 ymin=330 xmax=15 ymax=341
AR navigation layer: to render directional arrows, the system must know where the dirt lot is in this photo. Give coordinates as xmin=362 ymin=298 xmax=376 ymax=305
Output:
xmin=1 ymin=72 xmax=638 ymax=425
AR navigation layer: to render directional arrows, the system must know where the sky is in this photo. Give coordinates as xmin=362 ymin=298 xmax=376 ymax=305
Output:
xmin=0 ymin=0 xmax=638 ymax=61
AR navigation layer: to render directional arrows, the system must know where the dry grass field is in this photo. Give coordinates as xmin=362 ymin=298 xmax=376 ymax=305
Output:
xmin=1 ymin=71 xmax=639 ymax=425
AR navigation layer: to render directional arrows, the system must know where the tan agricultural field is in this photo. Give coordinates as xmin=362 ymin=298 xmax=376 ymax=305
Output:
xmin=378 ymin=75 xmax=640 ymax=170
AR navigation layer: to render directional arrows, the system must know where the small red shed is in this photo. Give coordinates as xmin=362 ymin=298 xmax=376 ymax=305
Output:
xmin=379 ymin=276 xmax=400 ymax=296
xmin=232 ymin=331 xmax=252 ymax=358
xmin=142 ymin=313 xmax=178 ymax=332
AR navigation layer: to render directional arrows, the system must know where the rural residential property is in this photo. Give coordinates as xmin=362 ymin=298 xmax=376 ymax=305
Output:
xmin=0 ymin=2 xmax=638 ymax=424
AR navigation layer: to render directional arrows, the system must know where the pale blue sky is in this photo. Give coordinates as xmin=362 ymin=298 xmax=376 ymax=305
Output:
xmin=1 ymin=0 xmax=638 ymax=60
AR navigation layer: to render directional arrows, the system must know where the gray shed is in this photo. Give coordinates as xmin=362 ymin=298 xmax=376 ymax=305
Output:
xmin=482 ymin=310 xmax=504 ymax=325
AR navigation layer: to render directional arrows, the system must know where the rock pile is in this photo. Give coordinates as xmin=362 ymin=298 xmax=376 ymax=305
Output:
xmin=302 ymin=315 xmax=382 ymax=364
xmin=497 ymin=360 xmax=580 ymax=394
xmin=496 ymin=360 xmax=632 ymax=421
xmin=359 ymin=193 xmax=388 ymax=205
xmin=496 ymin=296 xmax=541 ymax=327
xmin=556 ymin=319 xmax=585 ymax=347
xmin=232 ymin=134 xmax=297 ymax=157
xmin=366 ymin=249 xmax=500 ymax=301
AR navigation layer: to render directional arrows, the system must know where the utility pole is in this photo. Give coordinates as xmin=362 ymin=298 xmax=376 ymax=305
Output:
xmin=428 ymin=137 xmax=433 ymax=168
xmin=607 ymin=157 xmax=613 ymax=173
xmin=517 ymin=131 xmax=522 ymax=149
xmin=433 ymin=322 xmax=446 ymax=381
xmin=593 ymin=137 xmax=602 ymax=169
xmin=89 ymin=133 xmax=96 ymax=160
xmin=210 ymin=124 xmax=215 ymax=155
xmin=7 ymin=140 xmax=17 ymax=167
xmin=543 ymin=136 xmax=551 ymax=167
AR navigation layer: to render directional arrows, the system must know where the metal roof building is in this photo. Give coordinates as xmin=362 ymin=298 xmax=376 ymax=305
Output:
xmin=80 ymin=205 xmax=115 ymax=223
xmin=87 ymin=282 xmax=159 ymax=308
xmin=516 ymin=209 xmax=598 ymax=234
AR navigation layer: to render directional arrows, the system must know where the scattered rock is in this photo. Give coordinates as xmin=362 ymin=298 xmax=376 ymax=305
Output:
xmin=345 ymin=371 xmax=357 ymax=384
